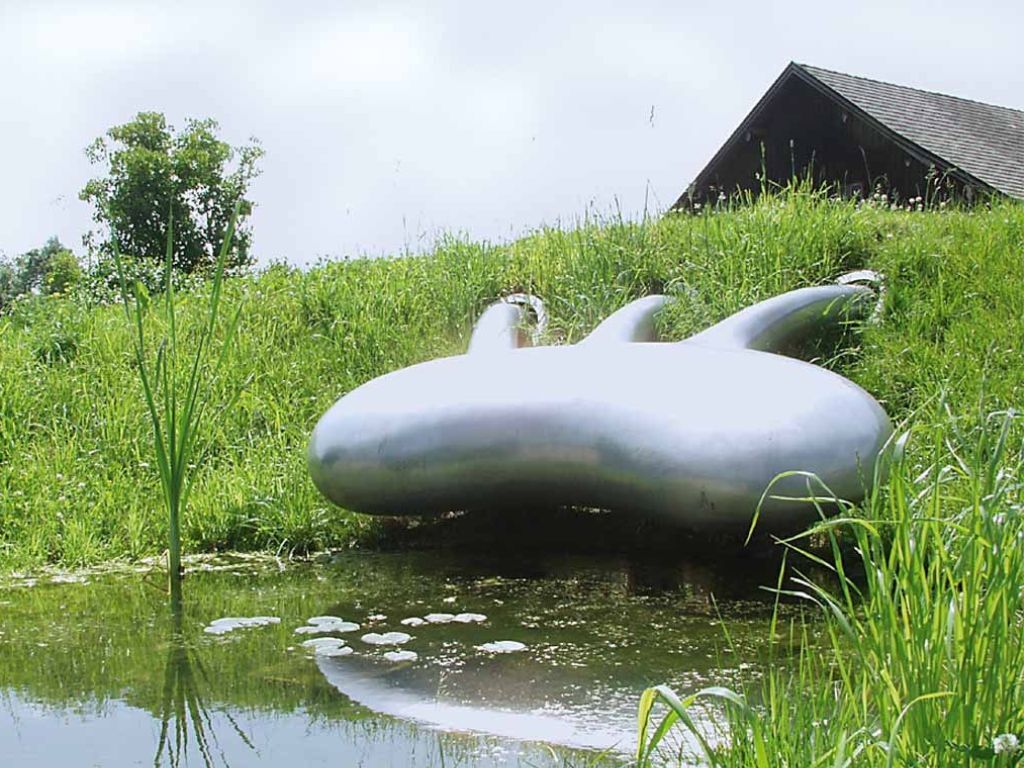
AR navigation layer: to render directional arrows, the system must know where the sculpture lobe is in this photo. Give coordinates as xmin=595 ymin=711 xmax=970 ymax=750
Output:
xmin=308 ymin=277 xmax=891 ymax=529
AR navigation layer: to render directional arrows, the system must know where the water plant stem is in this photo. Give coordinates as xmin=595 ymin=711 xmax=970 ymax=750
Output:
xmin=112 ymin=205 xmax=242 ymax=602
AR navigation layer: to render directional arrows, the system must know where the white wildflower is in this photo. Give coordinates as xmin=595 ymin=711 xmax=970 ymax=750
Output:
xmin=993 ymin=733 xmax=1020 ymax=755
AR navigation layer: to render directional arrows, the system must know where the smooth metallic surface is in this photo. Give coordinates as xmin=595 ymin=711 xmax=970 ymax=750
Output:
xmin=316 ymin=655 xmax=621 ymax=751
xmin=468 ymin=293 xmax=548 ymax=354
xmin=309 ymin=278 xmax=892 ymax=528
xmin=579 ymin=294 xmax=672 ymax=345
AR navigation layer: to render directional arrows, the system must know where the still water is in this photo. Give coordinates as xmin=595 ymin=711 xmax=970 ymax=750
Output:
xmin=0 ymin=550 xmax=785 ymax=767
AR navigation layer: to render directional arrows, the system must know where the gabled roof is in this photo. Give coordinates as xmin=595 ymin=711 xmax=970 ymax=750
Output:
xmin=796 ymin=63 xmax=1024 ymax=199
xmin=682 ymin=63 xmax=1024 ymax=203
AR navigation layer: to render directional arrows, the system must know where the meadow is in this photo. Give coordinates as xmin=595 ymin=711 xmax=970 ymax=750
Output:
xmin=2 ymin=187 xmax=1023 ymax=765
xmin=1 ymin=188 xmax=1022 ymax=570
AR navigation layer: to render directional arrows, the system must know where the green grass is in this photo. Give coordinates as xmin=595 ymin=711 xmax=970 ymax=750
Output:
xmin=3 ymin=185 xmax=1024 ymax=766
xmin=638 ymin=407 xmax=1024 ymax=767
xmin=1 ymin=187 xmax=1022 ymax=571
xmin=112 ymin=208 xmax=242 ymax=601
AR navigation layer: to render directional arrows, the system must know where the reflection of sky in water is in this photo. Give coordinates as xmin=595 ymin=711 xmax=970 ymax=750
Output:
xmin=0 ymin=693 xmax=562 ymax=768
xmin=315 ymin=617 xmax=740 ymax=754
xmin=0 ymin=550 xmax=784 ymax=766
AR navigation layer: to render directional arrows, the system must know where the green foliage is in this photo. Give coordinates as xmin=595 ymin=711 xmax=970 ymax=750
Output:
xmin=80 ymin=112 xmax=263 ymax=274
xmin=112 ymin=208 xmax=243 ymax=599
xmin=0 ymin=237 xmax=81 ymax=310
xmin=637 ymin=409 xmax=1024 ymax=767
xmin=44 ymin=247 xmax=82 ymax=294
xmin=0 ymin=189 xmax=1022 ymax=569
xmin=0 ymin=261 xmax=14 ymax=307
xmin=3 ymin=185 xmax=1024 ymax=764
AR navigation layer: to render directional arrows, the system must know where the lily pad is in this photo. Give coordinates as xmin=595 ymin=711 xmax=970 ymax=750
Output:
xmin=477 ymin=640 xmax=526 ymax=654
xmin=203 ymin=616 xmax=280 ymax=635
xmin=360 ymin=631 xmax=412 ymax=646
xmin=453 ymin=613 xmax=487 ymax=623
xmin=294 ymin=620 xmax=360 ymax=635
xmin=383 ymin=650 xmax=418 ymax=662
xmin=318 ymin=645 xmax=354 ymax=658
xmin=301 ymin=637 xmax=348 ymax=653
xmin=400 ymin=617 xmax=426 ymax=627
xmin=424 ymin=613 xmax=455 ymax=624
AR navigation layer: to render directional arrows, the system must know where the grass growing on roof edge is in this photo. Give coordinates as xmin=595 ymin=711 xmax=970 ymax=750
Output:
xmin=1 ymin=185 xmax=1022 ymax=570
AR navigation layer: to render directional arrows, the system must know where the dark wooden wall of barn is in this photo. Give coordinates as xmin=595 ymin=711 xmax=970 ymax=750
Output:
xmin=686 ymin=76 xmax=965 ymax=204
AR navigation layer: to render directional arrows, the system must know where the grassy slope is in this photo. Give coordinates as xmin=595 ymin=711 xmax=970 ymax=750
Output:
xmin=1 ymin=190 xmax=1022 ymax=569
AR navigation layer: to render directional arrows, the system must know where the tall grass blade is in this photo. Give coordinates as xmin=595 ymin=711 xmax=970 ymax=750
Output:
xmin=112 ymin=203 xmax=243 ymax=604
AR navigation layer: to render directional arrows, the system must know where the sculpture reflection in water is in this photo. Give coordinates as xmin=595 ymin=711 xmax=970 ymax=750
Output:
xmin=154 ymin=605 xmax=254 ymax=768
xmin=309 ymin=273 xmax=892 ymax=529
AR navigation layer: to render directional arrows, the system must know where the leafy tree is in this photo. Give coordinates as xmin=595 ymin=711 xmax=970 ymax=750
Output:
xmin=0 ymin=262 xmax=14 ymax=309
xmin=80 ymin=112 xmax=263 ymax=274
xmin=0 ymin=237 xmax=81 ymax=311
xmin=44 ymin=248 xmax=82 ymax=294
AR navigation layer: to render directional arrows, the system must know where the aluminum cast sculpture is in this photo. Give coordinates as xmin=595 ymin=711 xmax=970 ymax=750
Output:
xmin=308 ymin=274 xmax=891 ymax=528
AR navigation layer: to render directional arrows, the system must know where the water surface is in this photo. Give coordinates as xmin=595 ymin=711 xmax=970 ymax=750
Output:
xmin=0 ymin=550 xmax=785 ymax=766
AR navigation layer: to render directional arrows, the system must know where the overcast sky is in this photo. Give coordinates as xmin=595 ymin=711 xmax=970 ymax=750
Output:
xmin=2 ymin=0 xmax=1021 ymax=265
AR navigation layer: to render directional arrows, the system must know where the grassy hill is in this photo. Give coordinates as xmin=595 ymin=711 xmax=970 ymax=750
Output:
xmin=1 ymin=188 xmax=1022 ymax=570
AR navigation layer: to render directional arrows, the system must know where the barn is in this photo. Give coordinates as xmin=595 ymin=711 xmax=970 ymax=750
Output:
xmin=675 ymin=62 xmax=1024 ymax=207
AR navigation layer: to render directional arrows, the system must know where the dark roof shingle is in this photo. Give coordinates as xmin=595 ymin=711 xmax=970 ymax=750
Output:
xmin=796 ymin=64 xmax=1024 ymax=199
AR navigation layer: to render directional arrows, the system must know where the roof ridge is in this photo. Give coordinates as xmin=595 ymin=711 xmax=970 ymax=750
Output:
xmin=794 ymin=62 xmax=1024 ymax=116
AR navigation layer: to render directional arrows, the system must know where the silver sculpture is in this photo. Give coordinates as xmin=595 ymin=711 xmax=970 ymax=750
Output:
xmin=308 ymin=274 xmax=891 ymax=528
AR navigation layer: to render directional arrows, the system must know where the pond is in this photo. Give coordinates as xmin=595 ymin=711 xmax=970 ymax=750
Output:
xmin=0 ymin=549 xmax=787 ymax=767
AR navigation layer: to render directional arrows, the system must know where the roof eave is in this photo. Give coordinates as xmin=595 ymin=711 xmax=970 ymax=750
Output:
xmin=788 ymin=64 xmax=1000 ymax=196
xmin=674 ymin=62 xmax=1003 ymax=209
xmin=671 ymin=62 xmax=806 ymax=209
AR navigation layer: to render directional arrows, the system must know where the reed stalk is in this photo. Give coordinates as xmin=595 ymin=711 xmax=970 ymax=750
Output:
xmin=113 ymin=205 xmax=242 ymax=604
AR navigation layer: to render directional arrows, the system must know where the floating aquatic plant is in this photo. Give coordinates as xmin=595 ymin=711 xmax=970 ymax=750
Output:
xmin=317 ymin=645 xmax=353 ymax=658
xmin=400 ymin=617 xmax=427 ymax=627
xmin=453 ymin=613 xmax=487 ymax=623
xmin=361 ymin=631 xmax=411 ymax=646
xmin=424 ymin=613 xmax=455 ymax=624
xmin=383 ymin=650 xmax=418 ymax=663
xmin=203 ymin=616 xmax=279 ymax=635
xmin=301 ymin=637 xmax=350 ymax=656
xmin=477 ymin=640 xmax=526 ymax=654
xmin=294 ymin=617 xmax=360 ymax=635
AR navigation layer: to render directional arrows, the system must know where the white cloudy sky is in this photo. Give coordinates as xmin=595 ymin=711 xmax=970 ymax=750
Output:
xmin=2 ymin=0 xmax=1021 ymax=264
